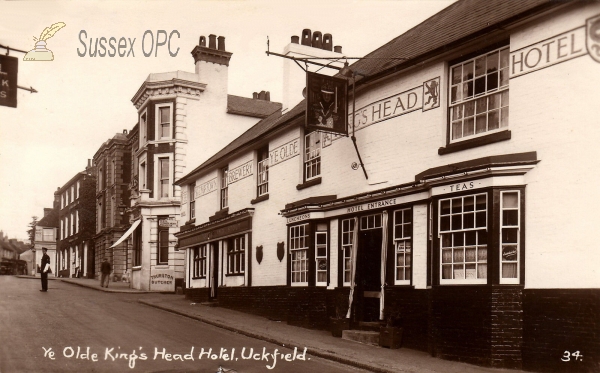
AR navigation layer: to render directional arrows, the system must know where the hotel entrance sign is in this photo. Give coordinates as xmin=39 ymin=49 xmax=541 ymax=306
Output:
xmin=0 ymin=55 xmax=18 ymax=108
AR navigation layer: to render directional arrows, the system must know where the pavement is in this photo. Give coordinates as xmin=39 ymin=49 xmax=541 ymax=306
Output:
xmin=18 ymin=275 xmax=528 ymax=373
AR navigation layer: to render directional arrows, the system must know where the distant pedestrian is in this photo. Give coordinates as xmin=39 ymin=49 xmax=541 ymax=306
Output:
xmin=100 ymin=258 xmax=112 ymax=288
xmin=40 ymin=247 xmax=50 ymax=292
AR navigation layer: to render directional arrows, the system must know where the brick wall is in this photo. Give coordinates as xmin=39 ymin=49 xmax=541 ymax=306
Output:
xmin=491 ymin=286 xmax=523 ymax=369
xmin=523 ymin=289 xmax=600 ymax=373
xmin=384 ymin=287 xmax=429 ymax=351
xmin=186 ymin=287 xmax=210 ymax=303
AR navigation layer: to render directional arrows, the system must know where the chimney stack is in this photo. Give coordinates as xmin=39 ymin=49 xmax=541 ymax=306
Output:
xmin=43 ymin=208 xmax=52 ymax=217
xmin=291 ymin=35 xmax=299 ymax=44
xmin=217 ymin=36 xmax=226 ymax=51
xmin=199 ymin=36 xmax=206 ymax=47
xmin=208 ymin=34 xmax=217 ymax=49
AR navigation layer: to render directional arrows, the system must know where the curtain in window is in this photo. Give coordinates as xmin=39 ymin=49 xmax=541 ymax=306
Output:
xmin=380 ymin=211 xmax=388 ymax=320
xmin=346 ymin=217 xmax=359 ymax=318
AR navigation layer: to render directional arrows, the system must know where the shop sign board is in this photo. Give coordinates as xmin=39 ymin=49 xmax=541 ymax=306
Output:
xmin=159 ymin=217 xmax=178 ymax=228
xmin=0 ymin=55 xmax=18 ymax=108
xmin=150 ymin=268 xmax=175 ymax=292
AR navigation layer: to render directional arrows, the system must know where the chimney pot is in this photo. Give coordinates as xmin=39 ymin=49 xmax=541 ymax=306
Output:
xmin=208 ymin=34 xmax=217 ymax=49
xmin=301 ymin=29 xmax=312 ymax=46
xmin=291 ymin=35 xmax=299 ymax=44
xmin=199 ymin=36 xmax=206 ymax=47
xmin=334 ymin=45 xmax=342 ymax=53
xmin=87 ymin=159 xmax=92 ymax=168
xmin=258 ymin=91 xmax=266 ymax=100
xmin=123 ymin=129 xmax=128 ymax=134
xmin=217 ymin=36 xmax=226 ymax=51
xmin=323 ymin=34 xmax=333 ymax=51
xmin=311 ymin=31 xmax=323 ymax=49
xmin=265 ymin=91 xmax=270 ymax=101
xmin=253 ymin=92 xmax=258 ymax=99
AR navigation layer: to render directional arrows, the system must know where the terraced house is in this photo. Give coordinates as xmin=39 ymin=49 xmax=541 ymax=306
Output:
xmin=175 ymin=1 xmax=600 ymax=370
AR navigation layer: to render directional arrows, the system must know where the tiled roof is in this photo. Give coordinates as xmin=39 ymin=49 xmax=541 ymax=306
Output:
xmin=349 ymin=0 xmax=558 ymax=82
xmin=37 ymin=209 xmax=59 ymax=228
xmin=227 ymin=95 xmax=282 ymax=118
xmin=176 ymin=100 xmax=305 ymax=185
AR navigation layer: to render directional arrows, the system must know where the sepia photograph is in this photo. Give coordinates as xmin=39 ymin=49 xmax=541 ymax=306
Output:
xmin=0 ymin=0 xmax=599 ymax=372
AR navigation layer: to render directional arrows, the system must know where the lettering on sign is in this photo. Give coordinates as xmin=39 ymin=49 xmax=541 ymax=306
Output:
xmin=150 ymin=269 xmax=175 ymax=291
xmin=181 ymin=190 xmax=188 ymax=204
xmin=269 ymin=138 xmax=300 ymax=167
xmin=195 ymin=178 xmax=217 ymax=198
xmin=346 ymin=198 xmax=398 ymax=214
xmin=449 ymin=182 xmax=475 ymax=192
xmin=287 ymin=214 xmax=311 ymax=224
xmin=227 ymin=160 xmax=253 ymax=184
xmin=159 ymin=218 xmax=178 ymax=228
xmin=511 ymin=27 xmax=586 ymax=77
xmin=349 ymin=86 xmax=422 ymax=131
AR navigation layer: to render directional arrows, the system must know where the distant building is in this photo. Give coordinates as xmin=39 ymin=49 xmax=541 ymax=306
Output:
xmin=122 ymin=34 xmax=281 ymax=291
xmin=92 ymin=132 xmax=131 ymax=280
xmin=0 ymin=232 xmax=27 ymax=275
xmin=33 ymin=204 xmax=59 ymax=276
xmin=55 ymin=160 xmax=97 ymax=278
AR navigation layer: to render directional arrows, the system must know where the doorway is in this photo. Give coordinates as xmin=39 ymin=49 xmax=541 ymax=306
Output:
xmin=355 ymin=227 xmax=383 ymax=322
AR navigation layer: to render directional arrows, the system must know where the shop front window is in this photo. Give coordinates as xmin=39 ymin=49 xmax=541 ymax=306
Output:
xmin=227 ymin=236 xmax=245 ymax=275
xmin=439 ymin=193 xmax=488 ymax=284
xmin=500 ymin=191 xmax=520 ymax=284
xmin=315 ymin=223 xmax=328 ymax=286
xmin=290 ymin=224 xmax=309 ymax=285
xmin=393 ymin=208 xmax=412 ymax=284
xmin=193 ymin=245 xmax=207 ymax=278
xmin=341 ymin=218 xmax=355 ymax=286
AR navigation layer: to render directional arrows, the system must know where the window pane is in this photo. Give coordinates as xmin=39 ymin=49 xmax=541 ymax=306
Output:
xmin=464 ymin=118 xmax=474 ymax=137
xmin=452 ymin=66 xmax=462 ymax=84
xmin=503 ymin=192 xmax=518 ymax=208
xmin=488 ymin=110 xmax=499 ymax=130
xmin=452 ymin=121 xmax=462 ymax=140
xmin=474 ymin=77 xmax=485 ymax=95
xmin=452 ymin=105 xmax=463 ymax=120
xmin=475 ymin=56 xmax=485 ymax=77
xmin=486 ymin=51 xmax=498 ymax=73
xmin=476 ymin=97 xmax=487 ymax=114
xmin=502 ymin=263 xmax=518 ymax=278
xmin=463 ymin=61 xmax=473 ymax=80
xmin=500 ymin=48 xmax=509 ymax=68
xmin=503 ymin=210 xmax=519 ymax=226
xmin=463 ymin=81 xmax=473 ymax=99
xmin=464 ymin=100 xmax=475 ymax=117
xmin=160 ymin=107 xmax=170 ymax=123
xmin=441 ymin=200 xmax=450 ymax=215
xmin=487 ymin=72 xmax=498 ymax=91
xmin=502 ymin=228 xmax=518 ymax=244
xmin=488 ymin=93 xmax=499 ymax=110
xmin=499 ymin=68 xmax=509 ymax=87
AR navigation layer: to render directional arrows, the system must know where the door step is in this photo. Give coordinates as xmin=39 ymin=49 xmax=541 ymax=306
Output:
xmin=341 ymin=330 xmax=379 ymax=346
xmin=357 ymin=321 xmax=381 ymax=332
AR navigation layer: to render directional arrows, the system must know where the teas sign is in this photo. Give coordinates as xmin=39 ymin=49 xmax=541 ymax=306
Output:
xmin=150 ymin=268 xmax=175 ymax=292
xmin=0 ymin=55 xmax=18 ymax=108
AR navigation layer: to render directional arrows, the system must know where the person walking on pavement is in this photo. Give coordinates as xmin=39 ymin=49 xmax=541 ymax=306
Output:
xmin=100 ymin=258 xmax=112 ymax=288
xmin=40 ymin=247 xmax=50 ymax=292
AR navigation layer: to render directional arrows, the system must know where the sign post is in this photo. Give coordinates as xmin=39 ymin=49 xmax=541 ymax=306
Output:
xmin=0 ymin=55 xmax=18 ymax=108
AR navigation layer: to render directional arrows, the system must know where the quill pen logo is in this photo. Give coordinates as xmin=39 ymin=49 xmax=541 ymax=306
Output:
xmin=24 ymin=22 xmax=66 ymax=61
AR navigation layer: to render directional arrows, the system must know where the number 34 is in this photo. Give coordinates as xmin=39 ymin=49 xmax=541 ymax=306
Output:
xmin=562 ymin=351 xmax=582 ymax=362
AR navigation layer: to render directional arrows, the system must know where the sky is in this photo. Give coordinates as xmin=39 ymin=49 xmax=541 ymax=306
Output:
xmin=0 ymin=0 xmax=454 ymax=240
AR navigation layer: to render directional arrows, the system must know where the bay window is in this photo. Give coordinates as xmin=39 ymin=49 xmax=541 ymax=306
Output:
xmin=315 ymin=223 xmax=328 ymax=286
xmin=156 ymin=103 xmax=173 ymax=140
xmin=341 ymin=218 xmax=355 ymax=286
xmin=500 ymin=191 xmax=520 ymax=284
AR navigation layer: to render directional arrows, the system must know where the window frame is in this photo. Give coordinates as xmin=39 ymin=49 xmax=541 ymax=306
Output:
xmin=155 ymin=103 xmax=173 ymax=141
xmin=139 ymin=157 xmax=147 ymax=190
xmin=157 ymin=220 xmax=169 ymax=265
xmin=193 ymin=244 xmax=207 ymax=279
xmin=189 ymin=182 xmax=196 ymax=219
xmin=448 ymin=45 xmax=509 ymax=143
xmin=500 ymin=190 xmax=520 ymax=284
xmin=226 ymin=236 xmax=245 ymax=275
xmin=257 ymin=146 xmax=269 ymax=197
xmin=304 ymin=131 xmax=321 ymax=181
xmin=220 ymin=166 xmax=229 ymax=210
xmin=315 ymin=225 xmax=328 ymax=287
xmin=393 ymin=208 xmax=412 ymax=285
xmin=42 ymin=228 xmax=53 ymax=242
xmin=139 ymin=108 xmax=148 ymax=147
xmin=341 ymin=218 xmax=355 ymax=287
xmin=290 ymin=223 xmax=309 ymax=286
xmin=438 ymin=192 xmax=488 ymax=285
xmin=153 ymin=153 xmax=173 ymax=199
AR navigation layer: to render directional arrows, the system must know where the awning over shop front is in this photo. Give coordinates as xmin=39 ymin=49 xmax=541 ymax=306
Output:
xmin=109 ymin=219 xmax=141 ymax=248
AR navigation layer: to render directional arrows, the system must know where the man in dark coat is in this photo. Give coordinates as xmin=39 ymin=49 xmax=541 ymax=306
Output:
xmin=100 ymin=258 xmax=112 ymax=288
xmin=40 ymin=247 xmax=50 ymax=292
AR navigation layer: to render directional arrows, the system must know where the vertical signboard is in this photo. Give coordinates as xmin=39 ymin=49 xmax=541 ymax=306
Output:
xmin=306 ymin=72 xmax=348 ymax=135
xmin=0 ymin=55 xmax=18 ymax=108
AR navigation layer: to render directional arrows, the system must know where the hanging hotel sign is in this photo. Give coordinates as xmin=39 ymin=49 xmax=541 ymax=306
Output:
xmin=306 ymin=72 xmax=348 ymax=135
xmin=0 ymin=54 xmax=18 ymax=108
xmin=269 ymin=138 xmax=299 ymax=167
xmin=195 ymin=177 xmax=218 ymax=198
xmin=227 ymin=160 xmax=253 ymax=184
